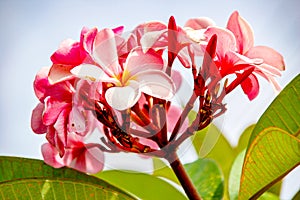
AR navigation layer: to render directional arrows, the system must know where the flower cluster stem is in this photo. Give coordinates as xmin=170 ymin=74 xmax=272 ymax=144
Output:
xmin=167 ymin=153 xmax=202 ymax=200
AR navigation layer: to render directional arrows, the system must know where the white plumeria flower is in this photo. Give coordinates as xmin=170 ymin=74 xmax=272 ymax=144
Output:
xmin=71 ymin=28 xmax=175 ymax=110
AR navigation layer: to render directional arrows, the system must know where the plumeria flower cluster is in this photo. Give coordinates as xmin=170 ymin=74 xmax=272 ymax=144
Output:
xmin=31 ymin=11 xmax=284 ymax=174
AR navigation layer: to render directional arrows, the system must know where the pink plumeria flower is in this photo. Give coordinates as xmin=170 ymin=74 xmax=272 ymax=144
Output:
xmin=71 ymin=28 xmax=175 ymax=111
xmin=203 ymin=11 xmax=285 ymax=100
xmin=226 ymin=11 xmax=285 ymax=99
xmin=48 ymin=26 xmax=124 ymax=85
xmin=42 ymin=134 xmax=104 ymax=174
xmin=32 ymin=67 xmax=98 ymax=156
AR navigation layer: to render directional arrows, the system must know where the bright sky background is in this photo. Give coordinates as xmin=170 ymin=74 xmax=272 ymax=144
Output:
xmin=0 ymin=0 xmax=299 ymax=199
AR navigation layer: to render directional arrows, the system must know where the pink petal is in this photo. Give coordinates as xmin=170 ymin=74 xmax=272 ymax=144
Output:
xmin=241 ymin=74 xmax=259 ymax=100
xmin=204 ymin=27 xmax=237 ymax=59
xmin=43 ymin=97 xmax=70 ymax=126
xmin=53 ymin=107 xmax=71 ymax=146
xmin=167 ymin=105 xmax=188 ymax=134
xmin=227 ymin=11 xmax=254 ymax=54
xmin=132 ymin=21 xmax=167 ymax=40
xmin=105 ymin=81 xmax=141 ymax=110
xmin=34 ymin=67 xmax=74 ymax=102
xmin=177 ymin=49 xmax=192 ymax=68
xmin=68 ymin=107 xmax=86 ymax=134
xmin=33 ymin=67 xmax=51 ymax=101
xmin=254 ymin=68 xmax=282 ymax=92
xmin=81 ymin=27 xmax=98 ymax=55
xmin=135 ymin=70 xmax=175 ymax=100
xmin=45 ymin=126 xmax=65 ymax=157
xmin=245 ymin=46 xmax=285 ymax=70
xmin=31 ymin=103 xmax=47 ymax=134
xmin=124 ymin=47 xmax=164 ymax=77
xmin=140 ymin=30 xmax=167 ymax=52
xmin=48 ymin=64 xmax=74 ymax=84
xmin=171 ymin=70 xmax=182 ymax=92
xmin=184 ymin=17 xmax=216 ymax=30
xmin=112 ymin=26 xmax=124 ymax=35
xmin=92 ymin=28 xmax=121 ymax=76
xmin=255 ymin=63 xmax=282 ymax=77
xmin=50 ymin=39 xmax=84 ymax=66
xmin=42 ymin=143 xmax=65 ymax=168
xmin=67 ymin=144 xmax=104 ymax=174
xmin=266 ymin=75 xmax=282 ymax=93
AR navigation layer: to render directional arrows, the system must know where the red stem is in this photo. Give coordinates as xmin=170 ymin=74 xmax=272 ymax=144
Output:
xmin=169 ymin=93 xmax=198 ymax=141
xmin=167 ymin=153 xmax=202 ymax=200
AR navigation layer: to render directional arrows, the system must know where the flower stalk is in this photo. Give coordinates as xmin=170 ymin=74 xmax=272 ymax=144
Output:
xmin=167 ymin=153 xmax=202 ymax=200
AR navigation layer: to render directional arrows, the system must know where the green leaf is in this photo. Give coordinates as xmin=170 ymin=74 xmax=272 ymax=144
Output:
xmin=192 ymin=124 xmax=234 ymax=199
xmin=184 ymin=158 xmax=224 ymax=200
xmin=229 ymin=150 xmax=246 ymax=200
xmin=235 ymin=125 xmax=255 ymax=154
xmin=238 ymin=127 xmax=300 ymax=200
xmin=292 ymin=190 xmax=300 ymax=200
xmin=192 ymin=124 xmax=235 ymax=178
xmin=249 ymin=74 xmax=300 ymax=146
xmin=152 ymin=157 xmax=180 ymax=185
xmin=258 ymin=192 xmax=280 ymax=200
xmin=95 ymin=170 xmax=187 ymax=200
xmin=0 ymin=156 xmax=135 ymax=199
xmin=0 ymin=178 xmax=129 ymax=200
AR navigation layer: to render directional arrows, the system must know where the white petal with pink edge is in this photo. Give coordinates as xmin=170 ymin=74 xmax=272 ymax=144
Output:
xmin=92 ymin=28 xmax=120 ymax=76
xmin=140 ymin=29 xmax=167 ymax=53
xmin=71 ymin=64 xmax=117 ymax=83
xmin=135 ymin=70 xmax=175 ymax=100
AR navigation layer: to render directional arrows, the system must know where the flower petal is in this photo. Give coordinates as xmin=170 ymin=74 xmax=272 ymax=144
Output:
xmin=167 ymin=105 xmax=188 ymax=134
xmin=68 ymin=107 xmax=86 ymax=133
xmin=71 ymin=64 xmax=117 ymax=83
xmin=81 ymin=27 xmax=98 ymax=54
xmin=245 ymin=46 xmax=285 ymax=70
xmin=135 ymin=70 xmax=175 ymax=100
xmin=42 ymin=143 xmax=65 ymax=168
xmin=241 ymin=74 xmax=259 ymax=100
xmin=43 ymin=97 xmax=70 ymax=126
xmin=227 ymin=11 xmax=254 ymax=54
xmin=92 ymin=28 xmax=121 ymax=76
xmin=53 ymin=107 xmax=71 ymax=147
xmin=124 ymin=47 xmax=164 ymax=76
xmin=105 ymin=81 xmax=141 ymax=110
xmin=112 ymin=26 xmax=124 ymax=35
xmin=50 ymin=39 xmax=84 ymax=66
xmin=34 ymin=67 xmax=74 ymax=102
xmin=48 ymin=64 xmax=74 ymax=84
xmin=31 ymin=103 xmax=47 ymax=134
xmin=140 ymin=30 xmax=167 ymax=53
xmin=66 ymin=143 xmax=104 ymax=174
xmin=184 ymin=17 xmax=216 ymax=30
xmin=171 ymin=70 xmax=182 ymax=92
xmin=204 ymin=27 xmax=237 ymax=59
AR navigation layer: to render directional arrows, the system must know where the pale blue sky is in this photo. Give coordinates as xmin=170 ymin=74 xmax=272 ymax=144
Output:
xmin=0 ymin=0 xmax=299 ymax=198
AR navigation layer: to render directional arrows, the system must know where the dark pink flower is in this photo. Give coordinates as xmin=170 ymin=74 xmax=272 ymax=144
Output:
xmin=42 ymin=134 xmax=104 ymax=174
xmin=203 ymin=11 xmax=285 ymax=100
xmin=31 ymin=67 xmax=99 ymax=157
xmin=227 ymin=11 xmax=285 ymax=99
